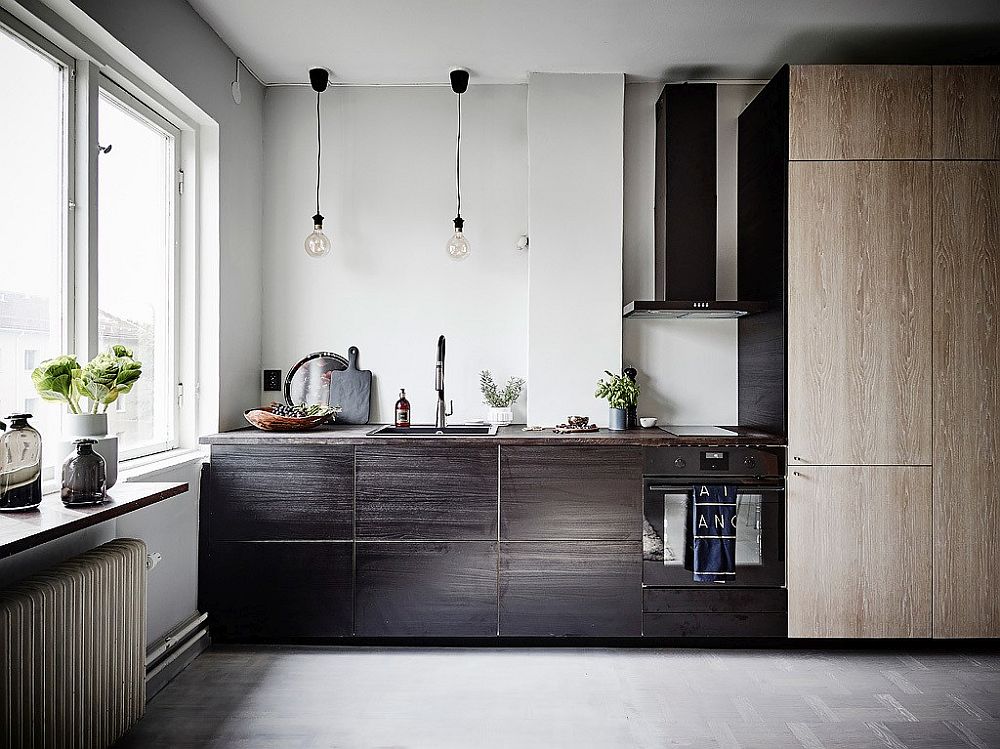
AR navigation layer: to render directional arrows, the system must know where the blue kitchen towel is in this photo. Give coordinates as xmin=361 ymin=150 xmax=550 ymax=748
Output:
xmin=691 ymin=485 xmax=738 ymax=583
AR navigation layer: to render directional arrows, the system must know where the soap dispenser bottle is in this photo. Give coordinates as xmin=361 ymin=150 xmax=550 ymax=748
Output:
xmin=0 ymin=413 xmax=43 ymax=511
xmin=394 ymin=389 xmax=411 ymax=428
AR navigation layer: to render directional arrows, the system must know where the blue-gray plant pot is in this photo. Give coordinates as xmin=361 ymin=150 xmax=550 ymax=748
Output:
xmin=609 ymin=408 xmax=627 ymax=432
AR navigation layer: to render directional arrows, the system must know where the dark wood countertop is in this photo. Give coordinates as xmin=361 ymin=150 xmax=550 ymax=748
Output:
xmin=0 ymin=481 xmax=189 ymax=559
xmin=199 ymin=424 xmax=785 ymax=447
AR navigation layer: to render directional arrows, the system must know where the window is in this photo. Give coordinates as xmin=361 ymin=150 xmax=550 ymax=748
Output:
xmin=97 ymin=82 xmax=178 ymax=457
xmin=0 ymin=20 xmax=69 ymax=456
xmin=0 ymin=11 xmax=186 ymax=467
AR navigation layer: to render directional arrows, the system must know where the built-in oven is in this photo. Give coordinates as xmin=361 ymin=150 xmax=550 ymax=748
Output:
xmin=641 ymin=445 xmax=787 ymax=637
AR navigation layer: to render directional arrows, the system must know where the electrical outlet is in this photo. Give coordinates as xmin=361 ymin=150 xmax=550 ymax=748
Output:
xmin=263 ymin=369 xmax=282 ymax=391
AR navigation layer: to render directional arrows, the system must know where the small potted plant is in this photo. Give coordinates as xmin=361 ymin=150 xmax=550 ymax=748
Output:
xmin=479 ymin=370 xmax=525 ymax=426
xmin=595 ymin=370 xmax=640 ymax=432
xmin=31 ymin=345 xmax=142 ymax=488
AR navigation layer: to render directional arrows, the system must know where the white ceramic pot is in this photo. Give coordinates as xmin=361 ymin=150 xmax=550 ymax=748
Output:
xmin=59 ymin=413 xmax=118 ymax=489
xmin=487 ymin=407 xmax=514 ymax=426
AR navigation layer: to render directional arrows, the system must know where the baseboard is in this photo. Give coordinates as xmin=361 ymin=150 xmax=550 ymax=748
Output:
xmin=146 ymin=613 xmax=211 ymax=699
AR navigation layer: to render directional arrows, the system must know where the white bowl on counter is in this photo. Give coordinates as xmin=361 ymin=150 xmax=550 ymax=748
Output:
xmin=639 ymin=417 xmax=658 ymax=428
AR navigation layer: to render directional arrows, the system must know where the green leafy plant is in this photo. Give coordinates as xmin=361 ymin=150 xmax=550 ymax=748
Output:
xmin=79 ymin=346 xmax=143 ymax=413
xmin=30 ymin=355 xmax=85 ymax=414
xmin=595 ymin=370 xmax=640 ymax=409
xmin=480 ymin=370 xmax=526 ymax=408
xmin=31 ymin=345 xmax=143 ymax=415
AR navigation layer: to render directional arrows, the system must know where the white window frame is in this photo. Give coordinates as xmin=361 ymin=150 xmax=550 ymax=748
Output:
xmin=96 ymin=75 xmax=182 ymax=459
xmin=1 ymin=7 xmax=189 ymax=465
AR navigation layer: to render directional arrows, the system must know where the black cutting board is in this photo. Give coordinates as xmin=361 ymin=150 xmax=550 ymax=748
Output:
xmin=328 ymin=346 xmax=372 ymax=424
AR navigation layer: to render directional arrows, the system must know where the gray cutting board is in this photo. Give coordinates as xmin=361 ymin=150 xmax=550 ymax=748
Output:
xmin=328 ymin=346 xmax=372 ymax=424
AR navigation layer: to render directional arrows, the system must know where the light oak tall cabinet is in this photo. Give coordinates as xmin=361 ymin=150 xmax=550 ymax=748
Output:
xmin=738 ymin=65 xmax=999 ymax=638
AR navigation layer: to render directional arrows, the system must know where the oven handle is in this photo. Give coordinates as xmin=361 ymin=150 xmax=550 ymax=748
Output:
xmin=647 ymin=484 xmax=785 ymax=493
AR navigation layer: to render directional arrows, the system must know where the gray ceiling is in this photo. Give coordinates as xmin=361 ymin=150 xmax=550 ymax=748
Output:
xmin=187 ymin=0 xmax=1000 ymax=84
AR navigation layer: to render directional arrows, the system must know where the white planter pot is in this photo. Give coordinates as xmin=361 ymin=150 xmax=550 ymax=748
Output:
xmin=487 ymin=407 xmax=514 ymax=426
xmin=59 ymin=413 xmax=118 ymax=489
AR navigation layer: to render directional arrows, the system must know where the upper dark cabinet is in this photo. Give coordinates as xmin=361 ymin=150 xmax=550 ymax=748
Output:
xmin=500 ymin=446 xmax=642 ymax=541
xmin=356 ymin=445 xmax=498 ymax=540
xmin=933 ymin=66 xmax=1000 ymax=159
xmin=208 ymin=445 xmax=354 ymax=541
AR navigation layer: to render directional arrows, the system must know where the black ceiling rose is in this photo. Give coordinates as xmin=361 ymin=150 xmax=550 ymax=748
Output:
xmin=449 ymin=68 xmax=470 ymax=95
xmin=309 ymin=67 xmax=330 ymax=93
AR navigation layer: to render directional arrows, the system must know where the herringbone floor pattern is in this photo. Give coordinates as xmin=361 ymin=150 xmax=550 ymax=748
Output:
xmin=115 ymin=646 xmax=1000 ymax=748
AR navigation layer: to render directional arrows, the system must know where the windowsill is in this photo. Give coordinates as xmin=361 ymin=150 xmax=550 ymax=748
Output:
xmin=42 ymin=447 xmax=206 ymax=497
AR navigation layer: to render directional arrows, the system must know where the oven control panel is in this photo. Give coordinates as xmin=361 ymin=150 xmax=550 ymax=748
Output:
xmin=643 ymin=445 xmax=784 ymax=478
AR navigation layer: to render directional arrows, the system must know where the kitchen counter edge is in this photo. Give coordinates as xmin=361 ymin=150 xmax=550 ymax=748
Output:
xmin=199 ymin=425 xmax=785 ymax=447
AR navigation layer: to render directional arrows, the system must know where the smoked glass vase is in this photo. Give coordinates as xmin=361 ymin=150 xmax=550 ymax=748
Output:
xmin=0 ymin=414 xmax=43 ymax=511
xmin=61 ymin=438 xmax=108 ymax=506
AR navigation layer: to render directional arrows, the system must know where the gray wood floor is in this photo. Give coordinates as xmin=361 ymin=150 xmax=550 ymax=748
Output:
xmin=114 ymin=645 xmax=1000 ymax=748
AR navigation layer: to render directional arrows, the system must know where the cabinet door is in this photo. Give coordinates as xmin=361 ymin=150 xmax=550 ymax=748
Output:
xmin=933 ymin=66 xmax=1000 ymax=159
xmin=500 ymin=446 xmax=641 ymax=541
xmin=933 ymin=162 xmax=1000 ymax=637
xmin=499 ymin=541 xmax=640 ymax=636
xmin=209 ymin=445 xmax=353 ymax=540
xmin=207 ymin=541 xmax=353 ymax=639
xmin=787 ymin=161 xmax=932 ymax=465
xmin=355 ymin=542 xmax=498 ymax=636
xmin=788 ymin=65 xmax=931 ymax=160
xmin=787 ymin=466 xmax=931 ymax=638
xmin=356 ymin=445 xmax=497 ymax=540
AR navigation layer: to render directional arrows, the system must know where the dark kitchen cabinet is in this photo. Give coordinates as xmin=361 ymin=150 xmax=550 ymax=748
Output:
xmin=355 ymin=542 xmax=498 ymax=636
xmin=499 ymin=541 xmax=641 ymax=636
xmin=500 ymin=446 xmax=642 ymax=541
xmin=207 ymin=541 xmax=353 ymax=639
xmin=208 ymin=445 xmax=354 ymax=540
xmin=356 ymin=445 xmax=498 ymax=540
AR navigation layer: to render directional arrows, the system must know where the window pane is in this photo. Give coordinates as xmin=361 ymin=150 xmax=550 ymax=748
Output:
xmin=0 ymin=26 xmax=66 ymax=464
xmin=98 ymin=89 xmax=175 ymax=455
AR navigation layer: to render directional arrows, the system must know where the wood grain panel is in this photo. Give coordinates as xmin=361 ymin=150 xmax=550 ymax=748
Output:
xmin=207 ymin=541 xmax=353 ymax=639
xmin=209 ymin=445 xmax=354 ymax=540
xmin=355 ymin=542 xmax=498 ymax=636
xmin=933 ymin=66 xmax=1000 ymax=160
xmin=789 ymin=65 xmax=931 ymax=160
xmin=933 ymin=162 xmax=1000 ymax=637
xmin=787 ymin=466 xmax=931 ymax=638
xmin=499 ymin=542 xmax=641 ymax=636
xmin=499 ymin=446 xmax=641 ymax=541
xmin=787 ymin=161 xmax=932 ymax=465
xmin=355 ymin=445 xmax=497 ymax=540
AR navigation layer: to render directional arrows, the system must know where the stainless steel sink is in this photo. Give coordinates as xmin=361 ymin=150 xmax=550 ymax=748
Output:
xmin=367 ymin=424 xmax=498 ymax=437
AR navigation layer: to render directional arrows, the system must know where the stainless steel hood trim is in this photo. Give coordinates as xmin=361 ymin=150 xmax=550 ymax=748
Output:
xmin=622 ymin=300 xmax=768 ymax=319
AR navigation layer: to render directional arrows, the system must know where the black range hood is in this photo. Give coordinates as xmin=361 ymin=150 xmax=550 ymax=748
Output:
xmin=624 ymin=82 xmax=765 ymax=320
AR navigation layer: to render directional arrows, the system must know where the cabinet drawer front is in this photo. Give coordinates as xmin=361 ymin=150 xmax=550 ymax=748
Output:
xmin=207 ymin=541 xmax=353 ymax=639
xmin=355 ymin=542 xmax=498 ymax=636
xmin=209 ymin=445 xmax=354 ymax=540
xmin=500 ymin=446 xmax=642 ymax=541
xmin=356 ymin=446 xmax=498 ymax=540
xmin=499 ymin=541 xmax=641 ymax=636
xmin=643 ymin=588 xmax=787 ymax=614
xmin=643 ymin=612 xmax=787 ymax=638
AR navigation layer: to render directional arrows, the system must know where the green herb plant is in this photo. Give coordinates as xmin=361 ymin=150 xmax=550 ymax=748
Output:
xmin=595 ymin=371 xmax=640 ymax=410
xmin=480 ymin=370 xmax=526 ymax=409
xmin=31 ymin=345 xmax=143 ymax=414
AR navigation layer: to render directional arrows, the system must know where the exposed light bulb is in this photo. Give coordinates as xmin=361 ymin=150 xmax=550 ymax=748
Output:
xmin=305 ymin=213 xmax=331 ymax=258
xmin=447 ymin=216 xmax=470 ymax=261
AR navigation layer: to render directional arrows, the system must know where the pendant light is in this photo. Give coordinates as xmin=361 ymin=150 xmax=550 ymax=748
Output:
xmin=304 ymin=67 xmax=332 ymax=258
xmin=446 ymin=68 xmax=471 ymax=261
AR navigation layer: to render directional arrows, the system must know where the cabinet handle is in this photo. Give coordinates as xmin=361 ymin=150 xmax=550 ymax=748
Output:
xmin=792 ymin=471 xmax=803 ymax=477
xmin=793 ymin=456 xmax=803 ymax=461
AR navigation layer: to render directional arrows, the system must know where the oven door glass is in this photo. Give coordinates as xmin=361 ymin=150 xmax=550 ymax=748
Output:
xmin=643 ymin=483 xmax=784 ymax=587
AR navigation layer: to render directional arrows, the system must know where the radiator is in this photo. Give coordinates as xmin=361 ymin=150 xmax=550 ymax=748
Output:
xmin=0 ymin=539 xmax=147 ymax=749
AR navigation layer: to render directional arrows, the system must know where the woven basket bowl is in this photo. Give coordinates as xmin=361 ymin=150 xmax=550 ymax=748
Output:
xmin=244 ymin=407 xmax=330 ymax=431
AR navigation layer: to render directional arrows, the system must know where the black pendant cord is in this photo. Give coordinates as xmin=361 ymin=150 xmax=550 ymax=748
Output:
xmin=455 ymin=92 xmax=462 ymax=221
xmin=315 ymin=90 xmax=322 ymax=219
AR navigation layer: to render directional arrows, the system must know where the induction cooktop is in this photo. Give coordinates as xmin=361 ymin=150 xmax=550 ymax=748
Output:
xmin=659 ymin=426 xmax=739 ymax=437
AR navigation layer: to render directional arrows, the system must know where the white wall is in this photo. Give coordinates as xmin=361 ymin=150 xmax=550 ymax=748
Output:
xmin=622 ymin=81 xmax=758 ymax=425
xmin=262 ymin=85 xmax=529 ymax=425
xmin=527 ymin=73 xmax=625 ymax=427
